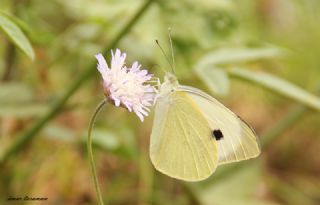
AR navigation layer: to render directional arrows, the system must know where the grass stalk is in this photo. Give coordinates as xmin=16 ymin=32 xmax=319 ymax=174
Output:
xmin=0 ymin=0 xmax=156 ymax=164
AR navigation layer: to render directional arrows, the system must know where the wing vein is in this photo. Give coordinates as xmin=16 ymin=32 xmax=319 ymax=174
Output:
xmin=178 ymin=109 xmax=213 ymax=171
xmin=176 ymin=113 xmax=200 ymax=178
xmin=237 ymin=133 xmax=248 ymax=159
xmin=154 ymin=105 xmax=171 ymax=165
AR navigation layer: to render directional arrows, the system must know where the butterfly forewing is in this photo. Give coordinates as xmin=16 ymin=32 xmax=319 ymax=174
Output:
xmin=178 ymin=85 xmax=261 ymax=165
xmin=150 ymin=91 xmax=218 ymax=181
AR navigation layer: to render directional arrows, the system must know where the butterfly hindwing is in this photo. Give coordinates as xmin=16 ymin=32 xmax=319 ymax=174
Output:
xmin=178 ymin=85 xmax=261 ymax=165
xmin=150 ymin=91 xmax=218 ymax=181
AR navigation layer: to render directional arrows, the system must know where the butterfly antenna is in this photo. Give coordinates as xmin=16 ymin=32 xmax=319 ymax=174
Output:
xmin=168 ymin=28 xmax=176 ymax=74
xmin=155 ymin=40 xmax=174 ymax=73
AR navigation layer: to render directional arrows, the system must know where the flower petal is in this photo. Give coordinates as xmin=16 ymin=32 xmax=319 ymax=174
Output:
xmin=95 ymin=53 xmax=109 ymax=73
xmin=135 ymin=111 xmax=144 ymax=122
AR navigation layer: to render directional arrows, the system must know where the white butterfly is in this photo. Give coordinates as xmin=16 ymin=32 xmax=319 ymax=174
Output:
xmin=150 ymin=71 xmax=261 ymax=181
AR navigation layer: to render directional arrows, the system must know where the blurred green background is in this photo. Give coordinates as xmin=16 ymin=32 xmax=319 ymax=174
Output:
xmin=0 ymin=0 xmax=320 ymax=205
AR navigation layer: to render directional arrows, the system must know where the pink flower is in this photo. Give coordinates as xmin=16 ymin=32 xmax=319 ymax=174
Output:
xmin=95 ymin=49 xmax=156 ymax=121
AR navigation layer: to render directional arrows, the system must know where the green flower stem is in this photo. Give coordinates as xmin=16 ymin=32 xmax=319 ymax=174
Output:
xmin=87 ymin=99 xmax=107 ymax=205
xmin=0 ymin=0 xmax=156 ymax=164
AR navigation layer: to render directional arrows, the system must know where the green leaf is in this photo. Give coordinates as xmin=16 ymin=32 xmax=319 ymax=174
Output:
xmin=0 ymin=83 xmax=48 ymax=118
xmin=86 ymin=127 xmax=137 ymax=159
xmin=0 ymin=104 xmax=49 ymax=117
xmin=196 ymin=47 xmax=283 ymax=68
xmin=43 ymin=124 xmax=76 ymax=142
xmin=195 ymin=67 xmax=230 ymax=95
xmin=0 ymin=83 xmax=34 ymax=104
xmin=228 ymin=68 xmax=320 ymax=111
xmin=0 ymin=12 xmax=35 ymax=60
xmin=0 ymin=83 xmax=49 ymax=118
xmin=91 ymin=128 xmax=120 ymax=150
xmin=194 ymin=47 xmax=283 ymax=96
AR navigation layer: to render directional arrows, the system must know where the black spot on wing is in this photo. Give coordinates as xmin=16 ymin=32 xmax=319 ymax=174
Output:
xmin=212 ymin=129 xmax=224 ymax=141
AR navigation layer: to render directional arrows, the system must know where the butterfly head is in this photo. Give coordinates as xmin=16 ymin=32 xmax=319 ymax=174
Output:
xmin=164 ymin=72 xmax=178 ymax=84
xmin=156 ymin=72 xmax=179 ymax=99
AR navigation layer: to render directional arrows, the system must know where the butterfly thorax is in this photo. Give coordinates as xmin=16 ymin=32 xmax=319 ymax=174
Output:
xmin=157 ymin=72 xmax=179 ymax=99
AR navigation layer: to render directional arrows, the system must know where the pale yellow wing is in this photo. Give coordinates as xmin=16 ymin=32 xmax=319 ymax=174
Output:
xmin=150 ymin=91 xmax=218 ymax=181
xmin=179 ymin=85 xmax=260 ymax=165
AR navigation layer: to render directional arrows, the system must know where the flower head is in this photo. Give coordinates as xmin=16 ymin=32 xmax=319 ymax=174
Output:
xmin=95 ymin=49 xmax=156 ymax=121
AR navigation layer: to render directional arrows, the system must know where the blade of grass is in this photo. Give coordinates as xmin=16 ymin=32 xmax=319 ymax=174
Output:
xmin=228 ymin=67 xmax=320 ymax=111
xmin=195 ymin=67 xmax=230 ymax=96
xmin=195 ymin=47 xmax=283 ymax=69
xmin=0 ymin=0 xmax=157 ymax=164
xmin=0 ymin=12 xmax=34 ymax=60
xmin=194 ymin=47 xmax=283 ymax=96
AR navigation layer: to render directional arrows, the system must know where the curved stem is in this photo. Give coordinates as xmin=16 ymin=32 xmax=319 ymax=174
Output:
xmin=0 ymin=0 xmax=156 ymax=164
xmin=87 ymin=99 xmax=107 ymax=205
